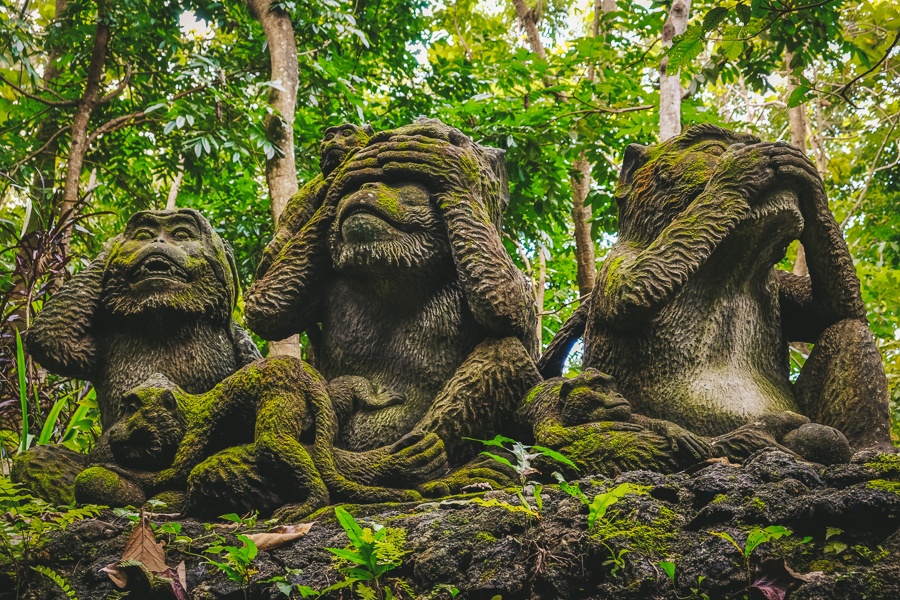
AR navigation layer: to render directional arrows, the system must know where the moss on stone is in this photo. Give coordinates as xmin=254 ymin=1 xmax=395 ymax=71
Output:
xmin=74 ymin=466 xmax=145 ymax=507
xmin=866 ymin=479 xmax=900 ymax=494
xmin=865 ymin=454 xmax=900 ymax=478
xmin=590 ymin=500 xmax=681 ymax=557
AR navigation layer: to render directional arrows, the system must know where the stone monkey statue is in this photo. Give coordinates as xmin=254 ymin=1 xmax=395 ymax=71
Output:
xmin=538 ymin=124 xmax=890 ymax=458
xmin=245 ymin=119 xmax=542 ymax=498
xmin=74 ymin=359 xmax=333 ymax=518
xmin=13 ymin=210 xmax=262 ymax=503
xmin=26 ymin=209 xmax=261 ymax=434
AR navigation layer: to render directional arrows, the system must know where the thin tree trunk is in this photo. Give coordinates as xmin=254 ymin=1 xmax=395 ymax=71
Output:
xmin=59 ymin=0 xmax=109 ymax=222
xmin=785 ymin=50 xmax=810 ymax=277
xmin=659 ymin=0 xmax=691 ymax=140
xmin=571 ymin=157 xmax=595 ymax=296
xmin=510 ymin=0 xmax=547 ymax=60
xmin=536 ymin=243 xmax=547 ymax=343
xmin=166 ymin=157 xmax=185 ymax=209
xmin=246 ymin=0 xmax=301 ymax=358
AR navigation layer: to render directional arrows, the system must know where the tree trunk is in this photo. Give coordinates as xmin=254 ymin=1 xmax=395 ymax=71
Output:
xmin=246 ymin=0 xmax=301 ymax=358
xmin=536 ymin=243 xmax=547 ymax=343
xmin=571 ymin=157 xmax=595 ymax=296
xmin=59 ymin=0 xmax=109 ymax=222
xmin=659 ymin=0 xmax=691 ymax=140
xmin=785 ymin=50 xmax=810 ymax=277
xmin=510 ymin=0 xmax=547 ymax=60
xmin=165 ymin=158 xmax=185 ymax=210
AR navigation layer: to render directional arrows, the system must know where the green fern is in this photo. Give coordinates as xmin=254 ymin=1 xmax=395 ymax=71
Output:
xmin=31 ymin=565 xmax=79 ymax=599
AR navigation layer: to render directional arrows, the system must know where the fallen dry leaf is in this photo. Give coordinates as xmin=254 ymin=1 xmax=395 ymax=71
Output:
xmin=103 ymin=512 xmax=188 ymax=598
xmin=246 ymin=522 xmax=314 ymax=551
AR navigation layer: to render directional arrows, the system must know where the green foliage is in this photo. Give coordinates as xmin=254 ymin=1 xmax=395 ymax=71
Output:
xmin=204 ymin=534 xmax=258 ymax=590
xmin=0 ymin=477 xmax=101 ymax=590
xmin=31 ymin=565 xmax=78 ymax=600
xmin=588 ymin=483 xmax=639 ymax=529
xmin=313 ymin=506 xmax=411 ymax=600
xmin=710 ymin=525 xmax=793 ymax=581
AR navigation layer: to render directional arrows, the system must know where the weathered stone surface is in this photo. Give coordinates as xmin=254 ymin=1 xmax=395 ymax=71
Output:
xmin=7 ymin=450 xmax=900 ymax=600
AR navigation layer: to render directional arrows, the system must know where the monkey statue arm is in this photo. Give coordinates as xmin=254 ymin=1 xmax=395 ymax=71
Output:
xmin=255 ymin=175 xmax=327 ymax=279
xmin=26 ymin=243 xmax=116 ymax=379
xmin=361 ymin=127 xmax=538 ymax=355
xmin=597 ymin=144 xmax=817 ymax=325
xmin=244 ymin=200 xmax=334 ymax=341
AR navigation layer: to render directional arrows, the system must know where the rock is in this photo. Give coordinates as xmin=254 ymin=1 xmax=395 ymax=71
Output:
xmin=783 ymin=423 xmax=852 ymax=465
xmin=6 ymin=452 xmax=900 ymax=600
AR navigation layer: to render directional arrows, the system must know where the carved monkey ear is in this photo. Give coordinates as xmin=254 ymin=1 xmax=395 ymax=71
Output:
xmin=619 ymin=143 xmax=649 ymax=188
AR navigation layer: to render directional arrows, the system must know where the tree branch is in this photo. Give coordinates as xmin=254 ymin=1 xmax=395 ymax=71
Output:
xmin=7 ymin=126 xmax=71 ymax=175
xmin=0 ymin=73 xmax=78 ymax=107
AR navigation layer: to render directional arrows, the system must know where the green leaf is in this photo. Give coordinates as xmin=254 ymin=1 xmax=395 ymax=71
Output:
xmin=667 ymin=26 xmax=705 ymax=71
xmin=531 ymin=445 xmax=579 ymax=470
xmin=826 ymin=527 xmax=843 ymax=540
xmin=334 ymin=506 xmax=364 ymax=549
xmin=38 ymin=397 xmax=67 ymax=445
xmin=702 ymin=7 xmax=728 ymax=32
xmin=465 ymin=435 xmax=517 ymax=448
xmin=736 ymin=3 xmax=751 ymax=24
xmin=479 ymin=451 xmax=514 ymax=468
xmin=659 ymin=560 xmax=676 ymax=582
xmin=326 ymin=547 xmax=369 ymax=565
xmin=787 ymin=85 xmax=815 ymax=108
xmin=15 ymin=330 xmax=28 ymax=453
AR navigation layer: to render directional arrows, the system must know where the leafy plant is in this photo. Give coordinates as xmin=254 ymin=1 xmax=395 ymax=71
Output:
xmin=204 ymin=535 xmax=259 ymax=594
xmin=0 ymin=477 xmax=101 ymax=595
xmin=600 ymin=541 xmax=629 ymax=578
xmin=658 ymin=561 xmax=710 ymax=600
xmin=710 ymin=525 xmax=793 ymax=582
xmin=316 ymin=505 xmax=411 ymax=600
xmin=469 ymin=435 xmax=577 ymax=514
xmin=587 ymin=483 xmax=639 ymax=529
xmin=31 ymin=565 xmax=78 ymax=599
xmin=824 ymin=526 xmax=847 ymax=555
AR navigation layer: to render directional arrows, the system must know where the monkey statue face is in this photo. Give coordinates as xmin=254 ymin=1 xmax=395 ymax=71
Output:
xmin=320 ymin=124 xmax=374 ymax=175
xmin=329 ymin=181 xmax=451 ymax=275
xmin=107 ymin=379 xmax=186 ymax=471
xmin=100 ymin=209 xmax=238 ymax=322
xmin=559 ymin=369 xmax=632 ymax=426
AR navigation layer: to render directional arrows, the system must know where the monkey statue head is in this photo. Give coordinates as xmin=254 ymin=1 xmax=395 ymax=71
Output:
xmin=99 ymin=209 xmax=239 ymax=324
xmin=559 ymin=368 xmax=632 ymax=426
xmin=328 ymin=179 xmax=452 ymax=277
xmin=615 ymin=124 xmax=761 ymax=245
xmin=106 ymin=374 xmax=187 ymax=471
xmin=320 ymin=123 xmax=375 ymax=175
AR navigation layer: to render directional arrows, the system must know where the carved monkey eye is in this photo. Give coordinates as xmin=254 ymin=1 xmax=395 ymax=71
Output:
xmin=133 ymin=229 xmax=154 ymax=241
xmin=171 ymin=227 xmax=194 ymax=241
xmin=343 ymin=129 xmax=353 ymax=137
xmin=324 ymin=132 xmax=335 ymax=141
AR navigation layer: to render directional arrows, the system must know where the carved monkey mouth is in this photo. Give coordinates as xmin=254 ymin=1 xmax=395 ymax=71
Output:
xmin=338 ymin=204 xmax=411 ymax=234
xmin=131 ymin=254 xmax=189 ymax=283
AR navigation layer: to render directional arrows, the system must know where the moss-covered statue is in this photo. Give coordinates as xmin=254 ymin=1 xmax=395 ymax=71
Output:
xmin=245 ymin=119 xmax=544 ymax=498
xmin=13 ymin=209 xmax=262 ymax=505
xmin=534 ymin=124 xmax=890 ymax=472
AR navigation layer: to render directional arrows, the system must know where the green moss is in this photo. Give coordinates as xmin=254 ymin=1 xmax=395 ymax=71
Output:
xmin=590 ymin=501 xmax=681 ymax=557
xmin=866 ymin=479 xmax=900 ymax=494
xmin=711 ymin=494 xmax=729 ymax=504
xmin=865 ymin=454 xmax=900 ymax=478
xmin=475 ymin=531 xmax=497 ymax=544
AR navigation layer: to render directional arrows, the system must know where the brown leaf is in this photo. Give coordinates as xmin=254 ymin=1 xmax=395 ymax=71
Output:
xmin=101 ymin=564 xmax=129 ymax=589
xmin=161 ymin=566 xmax=190 ymax=600
xmin=121 ymin=515 xmax=168 ymax=574
xmin=246 ymin=522 xmax=314 ymax=551
xmin=175 ymin=561 xmax=187 ymax=589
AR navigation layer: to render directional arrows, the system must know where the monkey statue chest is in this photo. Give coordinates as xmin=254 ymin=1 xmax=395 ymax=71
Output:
xmin=318 ymin=281 xmax=482 ymax=447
